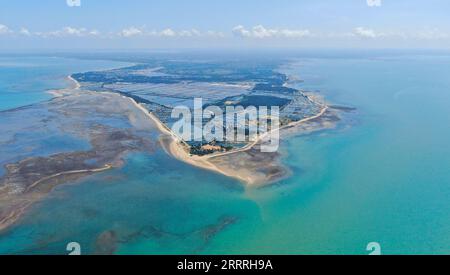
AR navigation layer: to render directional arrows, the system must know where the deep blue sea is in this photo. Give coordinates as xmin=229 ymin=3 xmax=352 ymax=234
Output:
xmin=0 ymin=52 xmax=449 ymax=254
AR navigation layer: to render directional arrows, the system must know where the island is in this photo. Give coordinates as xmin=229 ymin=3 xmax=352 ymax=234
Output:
xmin=0 ymin=57 xmax=353 ymax=234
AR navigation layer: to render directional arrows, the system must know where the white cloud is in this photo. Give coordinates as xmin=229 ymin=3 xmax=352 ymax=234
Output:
xmin=250 ymin=25 xmax=277 ymax=38
xmin=0 ymin=24 xmax=12 ymax=35
xmin=120 ymin=27 xmax=143 ymax=37
xmin=232 ymin=25 xmax=251 ymax=38
xmin=367 ymin=0 xmax=382 ymax=7
xmin=176 ymin=29 xmax=223 ymax=37
xmin=232 ymin=25 xmax=310 ymax=39
xmin=160 ymin=28 xmax=176 ymax=37
xmin=119 ymin=27 xmax=224 ymax=38
xmin=353 ymin=27 xmax=380 ymax=38
xmin=4 ymin=23 xmax=449 ymax=44
xmin=33 ymin=27 xmax=101 ymax=38
xmin=19 ymin=27 xmax=31 ymax=36
xmin=63 ymin=27 xmax=85 ymax=36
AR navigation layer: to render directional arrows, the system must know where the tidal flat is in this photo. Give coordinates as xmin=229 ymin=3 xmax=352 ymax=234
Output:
xmin=0 ymin=88 xmax=158 ymax=232
xmin=7 ymin=52 xmax=426 ymax=255
xmin=0 ymin=56 xmax=350 ymax=237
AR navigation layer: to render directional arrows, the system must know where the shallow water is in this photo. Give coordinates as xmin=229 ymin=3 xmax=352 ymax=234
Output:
xmin=1 ymin=53 xmax=450 ymax=254
xmin=0 ymin=56 xmax=129 ymax=111
xmin=221 ymin=54 xmax=450 ymax=254
xmin=0 ymin=57 xmax=131 ymax=178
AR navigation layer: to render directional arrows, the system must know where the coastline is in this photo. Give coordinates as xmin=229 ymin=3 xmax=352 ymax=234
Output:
xmin=68 ymin=75 xmax=81 ymax=89
xmin=67 ymin=74 xmax=331 ymax=186
xmin=125 ymin=94 xmax=253 ymax=184
xmin=152 ymin=99 xmax=330 ymax=185
xmin=66 ymin=75 xmax=268 ymax=184
xmin=0 ymin=72 xmax=339 ymax=234
xmin=67 ymin=75 xmax=333 ymax=186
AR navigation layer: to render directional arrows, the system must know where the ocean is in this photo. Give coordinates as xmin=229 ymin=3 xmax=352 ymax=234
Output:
xmin=0 ymin=56 xmax=129 ymax=111
xmin=0 ymin=52 xmax=449 ymax=254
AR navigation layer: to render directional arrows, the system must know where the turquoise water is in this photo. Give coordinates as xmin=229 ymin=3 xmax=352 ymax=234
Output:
xmin=210 ymin=55 xmax=450 ymax=255
xmin=1 ymin=53 xmax=450 ymax=254
xmin=0 ymin=56 xmax=129 ymax=111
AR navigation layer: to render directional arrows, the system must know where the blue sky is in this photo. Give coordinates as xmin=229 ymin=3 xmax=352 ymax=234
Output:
xmin=1 ymin=0 xmax=450 ymax=49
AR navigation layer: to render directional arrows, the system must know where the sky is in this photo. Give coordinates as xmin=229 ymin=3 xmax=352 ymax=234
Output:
xmin=1 ymin=0 xmax=450 ymax=50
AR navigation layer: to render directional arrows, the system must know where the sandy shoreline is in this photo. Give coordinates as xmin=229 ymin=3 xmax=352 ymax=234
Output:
xmin=65 ymin=76 xmax=236 ymax=181
xmin=123 ymin=86 xmax=329 ymax=185
xmin=68 ymin=75 xmax=81 ymax=89
xmin=67 ymin=75 xmax=331 ymax=186
xmin=126 ymin=96 xmax=253 ymax=183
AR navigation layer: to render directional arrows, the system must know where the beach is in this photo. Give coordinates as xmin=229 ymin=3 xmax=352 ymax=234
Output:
xmin=109 ymin=74 xmax=333 ymax=186
xmin=127 ymin=92 xmax=331 ymax=185
xmin=118 ymin=94 xmax=255 ymax=184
